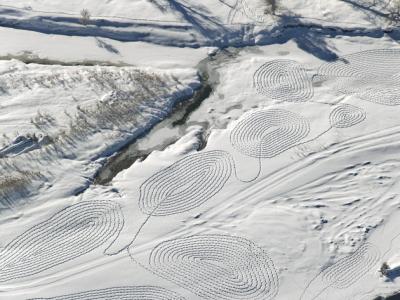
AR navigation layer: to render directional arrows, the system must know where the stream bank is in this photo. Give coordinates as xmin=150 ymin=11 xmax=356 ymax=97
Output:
xmin=93 ymin=50 xmax=226 ymax=185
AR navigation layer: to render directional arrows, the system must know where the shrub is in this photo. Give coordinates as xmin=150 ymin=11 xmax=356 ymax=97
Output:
xmin=389 ymin=0 xmax=400 ymax=24
xmin=264 ymin=0 xmax=279 ymax=15
xmin=80 ymin=9 xmax=91 ymax=25
xmin=379 ymin=262 xmax=390 ymax=276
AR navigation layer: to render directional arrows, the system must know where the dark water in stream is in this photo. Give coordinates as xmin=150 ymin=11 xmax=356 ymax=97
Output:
xmin=93 ymin=50 xmax=224 ymax=185
xmin=379 ymin=294 xmax=400 ymax=299
xmin=94 ymin=78 xmax=212 ymax=185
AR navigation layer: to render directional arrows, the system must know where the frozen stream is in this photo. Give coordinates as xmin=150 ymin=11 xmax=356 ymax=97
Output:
xmin=94 ymin=48 xmax=239 ymax=185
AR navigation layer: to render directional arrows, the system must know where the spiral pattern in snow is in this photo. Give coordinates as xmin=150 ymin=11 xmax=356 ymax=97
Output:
xmin=0 ymin=200 xmax=124 ymax=283
xmin=318 ymin=49 xmax=400 ymax=105
xmin=29 ymin=286 xmax=185 ymax=300
xmin=149 ymin=234 xmax=279 ymax=300
xmin=138 ymin=150 xmax=233 ymax=216
xmin=230 ymin=109 xmax=310 ymax=158
xmin=329 ymin=104 xmax=366 ymax=128
xmin=321 ymin=242 xmax=380 ymax=289
xmin=254 ymin=60 xmax=314 ymax=102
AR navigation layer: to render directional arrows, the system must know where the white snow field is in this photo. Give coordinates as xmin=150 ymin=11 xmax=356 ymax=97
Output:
xmin=0 ymin=60 xmax=200 ymax=210
xmin=2 ymin=0 xmax=400 ymax=300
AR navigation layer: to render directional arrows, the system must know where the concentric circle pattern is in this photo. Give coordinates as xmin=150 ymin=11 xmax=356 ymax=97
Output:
xmin=254 ymin=60 xmax=314 ymax=102
xmin=138 ymin=150 xmax=233 ymax=216
xmin=318 ymin=49 xmax=400 ymax=105
xmin=321 ymin=242 xmax=380 ymax=289
xmin=29 ymin=286 xmax=186 ymax=300
xmin=149 ymin=234 xmax=279 ymax=300
xmin=329 ymin=104 xmax=366 ymax=128
xmin=318 ymin=49 xmax=400 ymax=78
xmin=356 ymin=78 xmax=400 ymax=106
xmin=230 ymin=109 xmax=310 ymax=158
xmin=0 ymin=200 xmax=124 ymax=282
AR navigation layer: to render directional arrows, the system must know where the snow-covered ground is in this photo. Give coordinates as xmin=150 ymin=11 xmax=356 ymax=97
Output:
xmin=0 ymin=59 xmax=200 ymax=211
xmin=2 ymin=0 xmax=400 ymax=299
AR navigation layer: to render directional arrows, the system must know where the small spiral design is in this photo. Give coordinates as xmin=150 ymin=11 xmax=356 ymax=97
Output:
xmin=230 ymin=109 xmax=310 ymax=158
xmin=138 ymin=150 xmax=233 ymax=216
xmin=254 ymin=60 xmax=314 ymax=102
xmin=329 ymin=104 xmax=366 ymax=128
